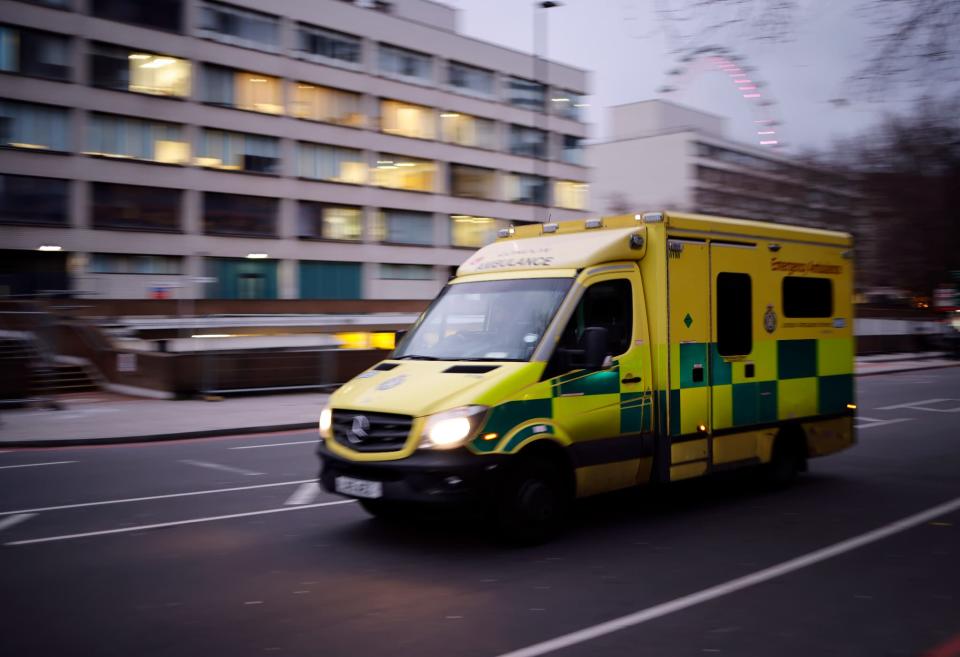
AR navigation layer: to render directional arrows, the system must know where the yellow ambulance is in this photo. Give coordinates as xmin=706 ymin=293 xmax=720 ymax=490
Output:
xmin=318 ymin=212 xmax=856 ymax=540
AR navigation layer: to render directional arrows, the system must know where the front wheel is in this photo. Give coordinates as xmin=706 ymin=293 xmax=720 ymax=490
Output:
xmin=358 ymin=498 xmax=408 ymax=521
xmin=495 ymin=459 xmax=570 ymax=544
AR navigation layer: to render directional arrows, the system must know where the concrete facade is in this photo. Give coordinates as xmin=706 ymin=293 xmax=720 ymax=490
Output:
xmin=0 ymin=0 xmax=589 ymax=300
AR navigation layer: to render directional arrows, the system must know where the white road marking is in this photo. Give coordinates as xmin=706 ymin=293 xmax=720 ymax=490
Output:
xmin=230 ymin=440 xmax=318 ymax=450
xmin=0 ymin=460 xmax=76 ymax=470
xmin=179 ymin=459 xmax=262 ymax=476
xmin=285 ymin=482 xmax=321 ymax=506
xmin=0 ymin=513 xmax=36 ymax=533
xmin=6 ymin=499 xmax=357 ymax=546
xmin=493 ymin=495 xmax=960 ymax=657
xmin=854 ymin=416 xmax=912 ymax=430
xmin=877 ymin=398 xmax=960 ymax=413
xmin=0 ymin=479 xmax=317 ymax=516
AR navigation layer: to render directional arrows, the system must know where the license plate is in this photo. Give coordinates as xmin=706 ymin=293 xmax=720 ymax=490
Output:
xmin=335 ymin=476 xmax=383 ymax=499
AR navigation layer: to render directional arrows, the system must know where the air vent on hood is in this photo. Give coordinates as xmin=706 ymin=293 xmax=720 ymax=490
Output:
xmin=442 ymin=364 xmax=500 ymax=374
xmin=374 ymin=362 xmax=400 ymax=371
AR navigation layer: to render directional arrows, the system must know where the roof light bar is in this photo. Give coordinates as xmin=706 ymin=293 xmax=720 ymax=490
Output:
xmin=542 ymin=223 xmax=559 ymax=233
xmin=641 ymin=212 xmax=664 ymax=223
xmin=584 ymin=218 xmax=603 ymax=229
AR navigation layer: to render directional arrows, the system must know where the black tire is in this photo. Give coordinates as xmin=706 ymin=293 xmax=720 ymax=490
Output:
xmin=495 ymin=458 xmax=570 ymax=544
xmin=765 ymin=429 xmax=807 ymax=487
xmin=358 ymin=498 xmax=407 ymax=521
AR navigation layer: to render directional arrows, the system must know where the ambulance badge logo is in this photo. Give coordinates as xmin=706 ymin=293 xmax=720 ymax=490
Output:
xmin=764 ymin=304 xmax=777 ymax=334
xmin=377 ymin=374 xmax=406 ymax=391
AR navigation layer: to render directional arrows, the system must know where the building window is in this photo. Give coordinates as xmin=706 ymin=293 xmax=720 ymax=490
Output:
xmin=450 ymin=215 xmax=508 ymax=248
xmin=91 ymin=183 xmax=180 ymax=232
xmin=504 ymin=173 xmax=547 ymax=205
xmin=378 ymin=44 xmax=431 ymax=82
xmin=447 ymin=61 xmax=494 ymax=96
xmin=90 ymin=0 xmax=182 ymax=33
xmin=0 ymin=174 xmax=68 ymax=226
xmin=450 ymin=165 xmax=498 ymax=200
xmin=16 ymin=0 xmax=71 ymax=7
xmin=554 ymin=180 xmax=588 ymax=210
xmin=379 ymin=264 xmax=434 ymax=280
xmin=90 ymin=44 xmax=190 ymax=97
xmin=0 ymin=25 xmax=70 ymax=81
xmin=717 ymin=272 xmax=752 ymax=356
xmin=380 ymin=99 xmax=435 ymax=140
xmin=509 ymin=124 xmax=547 ymax=158
xmin=199 ymin=1 xmax=278 ymax=50
xmin=197 ymin=129 xmax=279 ymax=173
xmin=373 ymin=154 xmax=435 ymax=192
xmin=86 ymin=113 xmax=189 ymax=164
xmin=299 ymin=261 xmax=362 ymax=300
xmin=207 ymin=257 xmax=277 ymax=299
xmin=202 ymin=64 xmax=283 ymax=114
xmin=440 ymin=112 xmax=497 ymax=150
xmin=561 ymin=135 xmax=584 ymax=165
xmin=551 ymin=89 xmax=584 ymax=120
xmin=372 ymin=209 xmax=433 ymax=245
xmin=291 ymin=83 xmax=364 ymax=127
xmin=203 ymin=192 xmax=276 ymax=237
xmin=89 ymin=253 xmax=182 ymax=274
xmin=296 ymin=24 xmax=361 ymax=64
xmin=0 ymin=99 xmax=69 ymax=151
xmin=507 ymin=77 xmax=545 ymax=112
xmin=297 ymin=143 xmax=367 ymax=184
xmin=783 ymin=277 xmax=833 ymax=318
xmin=298 ymin=202 xmax=363 ymax=241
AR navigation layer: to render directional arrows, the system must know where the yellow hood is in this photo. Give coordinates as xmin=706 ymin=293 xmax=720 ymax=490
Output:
xmin=329 ymin=360 xmax=542 ymax=417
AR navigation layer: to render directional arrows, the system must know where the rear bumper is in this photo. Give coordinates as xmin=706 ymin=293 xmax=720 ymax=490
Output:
xmin=318 ymin=443 xmax=508 ymax=505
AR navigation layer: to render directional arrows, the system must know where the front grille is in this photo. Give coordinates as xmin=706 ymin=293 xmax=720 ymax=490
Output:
xmin=332 ymin=410 xmax=414 ymax=452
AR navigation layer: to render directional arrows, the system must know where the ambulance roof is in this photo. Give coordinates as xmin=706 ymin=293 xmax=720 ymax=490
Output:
xmin=455 ymin=212 xmax=852 ymax=277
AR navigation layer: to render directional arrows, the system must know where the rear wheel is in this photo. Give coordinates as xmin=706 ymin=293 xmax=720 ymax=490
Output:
xmin=765 ymin=428 xmax=807 ymax=487
xmin=496 ymin=458 xmax=570 ymax=544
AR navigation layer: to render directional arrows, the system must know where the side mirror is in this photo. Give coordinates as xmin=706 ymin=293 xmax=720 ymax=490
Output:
xmin=580 ymin=326 xmax=609 ymax=370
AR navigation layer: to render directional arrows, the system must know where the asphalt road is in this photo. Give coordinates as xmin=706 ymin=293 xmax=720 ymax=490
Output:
xmin=1 ymin=368 xmax=959 ymax=657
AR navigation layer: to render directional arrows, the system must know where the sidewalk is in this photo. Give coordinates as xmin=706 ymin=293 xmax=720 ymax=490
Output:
xmin=1 ymin=354 xmax=955 ymax=448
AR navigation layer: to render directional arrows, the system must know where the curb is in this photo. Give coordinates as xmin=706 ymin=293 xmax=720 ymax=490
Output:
xmin=0 ymin=421 xmax=317 ymax=449
xmin=856 ymin=361 xmax=959 ymax=377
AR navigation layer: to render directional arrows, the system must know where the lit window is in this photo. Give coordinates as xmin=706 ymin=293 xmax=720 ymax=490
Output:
xmin=297 ymin=24 xmax=361 ymax=64
xmin=197 ymin=129 xmax=279 ymax=173
xmin=440 ymin=112 xmax=497 ymax=150
xmin=450 ymin=215 xmax=508 ymax=248
xmin=447 ymin=61 xmax=494 ymax=96
xmin=199 ymin=2 xmax=278 ymax=50
xmin=507 ymin=77 xmax=545 ymax=112
xmin=372 ymin=209 xmax=433 ymax=245
xmin=450 ymin=165 xmax=498 ymax=200
xmin=203 ymin=64 xmax=283 ymax=114
xmin=554 ymin=180 xmax=589 ymax=210
xmin=299 ymin=202 xmax=363 ymax=241
xmin=373 ymin=154 xmax=436 ymax=192
xmin=380 ymin=99 xmax=435 ymax=140
xmin=378 ymin=44 xmax=432 ymax=82
xmin=86 ymin=113 xmax=189 ymax=164
xmin=0 ymin=99 xmax=69 ymax=151
xmin=551 ymin=89 xmax=585 ymax=120
xmin=297 ymin=143 xmax=367 ymax=184
xmin=91 ymin=44 xmax=190 ymax=97
xmin=0 ymin=25 xmax=70 ymax=81
xmin=292 ymin=83 xmax=364 ymax=127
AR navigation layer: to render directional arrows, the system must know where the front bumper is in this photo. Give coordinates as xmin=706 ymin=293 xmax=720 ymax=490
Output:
xmin=318 ymin=443 xmax=508 ymax=505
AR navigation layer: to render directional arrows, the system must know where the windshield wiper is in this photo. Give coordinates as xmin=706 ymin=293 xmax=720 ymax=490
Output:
xmin=395 ymin=354 xmax=441 ymax=360
xmin=457 ymin=357 xmax=524 ymax=362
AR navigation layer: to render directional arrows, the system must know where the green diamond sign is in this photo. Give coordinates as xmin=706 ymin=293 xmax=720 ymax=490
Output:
xmin=683 ymin=313 xmax=693 ymax=328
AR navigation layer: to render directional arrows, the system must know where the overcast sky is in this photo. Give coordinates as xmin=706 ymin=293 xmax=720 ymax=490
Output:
xmin=448 ymin=0 xmax=918 ymax=153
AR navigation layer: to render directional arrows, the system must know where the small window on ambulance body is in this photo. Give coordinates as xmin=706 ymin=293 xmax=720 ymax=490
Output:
xmin=717 ymin=272 xmax=752 ymax=356
xmin=783 ymin=276 xmax=833 ymax=318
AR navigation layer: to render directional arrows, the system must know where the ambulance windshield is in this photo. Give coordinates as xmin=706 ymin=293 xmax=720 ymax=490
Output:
xmin=394 ymin=278 xmax=573 ymax=361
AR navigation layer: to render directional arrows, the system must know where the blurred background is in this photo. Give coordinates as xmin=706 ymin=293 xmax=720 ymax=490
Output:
xmin=0 ymin=0 xmax=957 ymax=402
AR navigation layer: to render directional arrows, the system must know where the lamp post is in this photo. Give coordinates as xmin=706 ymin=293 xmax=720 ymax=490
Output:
xmin=534 ymin=1 xmax=561 ymax=216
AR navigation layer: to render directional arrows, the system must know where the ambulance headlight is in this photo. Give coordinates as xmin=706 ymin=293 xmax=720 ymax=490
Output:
xmin=419 ymin=406 xmax=488 ymax=450
xmin=319 ymin=407 xmax=332 ymax=440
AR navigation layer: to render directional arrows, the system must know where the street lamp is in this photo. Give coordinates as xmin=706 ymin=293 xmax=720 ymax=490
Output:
xmin=533 ymin=1 xmax=561 ymax=214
